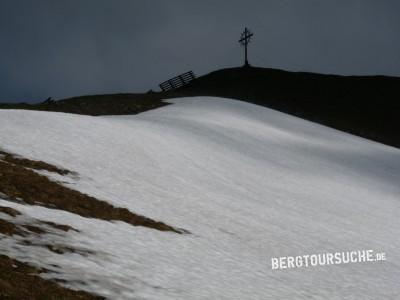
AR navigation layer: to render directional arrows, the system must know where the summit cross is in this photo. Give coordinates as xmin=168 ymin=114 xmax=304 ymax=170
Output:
xmin=238 ymin=27 xmax=254 ymax=67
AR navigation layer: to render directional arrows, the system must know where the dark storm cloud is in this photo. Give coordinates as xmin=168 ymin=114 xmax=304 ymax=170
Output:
xmin=1 ymin=0 xmax=399 ymax=103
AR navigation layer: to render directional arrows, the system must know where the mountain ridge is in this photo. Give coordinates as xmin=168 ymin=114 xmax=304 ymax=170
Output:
xmin=1 ymin=66 xmax=399 ymax=147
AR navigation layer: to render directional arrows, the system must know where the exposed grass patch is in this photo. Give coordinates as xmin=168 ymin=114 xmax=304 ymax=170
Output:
xmin=0 ymin=151 xmax=186 ymax=234
xmin=0 ymin=255 xmax=104 ymax=300
xmin=41 ymin=221 xmax=79 ymax=233
xmin=0 ymin=206 xmax=21 ymax=217
xmin=0 ymin=218 xmax=23 ymax=236
xmin=0 ymin=206 xmax=102 ymax=298
xmin=0 ymin=204 xmax=92 ymax=256
xmin=0 ymin=150 xmax=72 ymax=176
xmin=0 ymin=93 xmax=172 ymax=116
xmin=0 ymin=206 xmax=78 ymax=238
xmin=0 ymin=150 xmax=187 ymax=298
xmin=0 ymin=206 xmax=76 ymax=238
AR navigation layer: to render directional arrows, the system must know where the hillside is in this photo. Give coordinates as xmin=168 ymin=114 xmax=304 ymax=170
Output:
xmin=178 ymin=67 xmax=400 ymax=148
xmin=0 ymin=97 xmax=399 ymax=299
xmin=0 ymin=93 xmax=170 ymax=116
xmin=1 ymin=66 xmax=399 ymax=148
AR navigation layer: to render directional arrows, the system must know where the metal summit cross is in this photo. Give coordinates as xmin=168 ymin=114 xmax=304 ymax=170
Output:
xmin=238 ymin=27 xmax=254 ymax=67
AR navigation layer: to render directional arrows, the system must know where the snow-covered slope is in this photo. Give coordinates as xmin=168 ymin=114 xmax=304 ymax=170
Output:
xmin=0 ymin=97 xmax=399 ymax=299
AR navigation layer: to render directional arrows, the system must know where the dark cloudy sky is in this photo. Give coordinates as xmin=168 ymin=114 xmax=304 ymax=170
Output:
xmin=1 ymin=0 xmax=399 ymax=103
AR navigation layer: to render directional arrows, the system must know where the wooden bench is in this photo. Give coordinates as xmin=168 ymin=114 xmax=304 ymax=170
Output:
xmin=159 ymin=71 xmax=196 ymax=92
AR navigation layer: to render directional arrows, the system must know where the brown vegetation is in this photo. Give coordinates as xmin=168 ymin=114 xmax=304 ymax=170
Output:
xmin=0 ymin=150 xmax=72 ymax=176
xmin=0 ymin=255 xmax=104 ymax=300
xmin=41 ymin=221 xmax=79 ymax=233
xmin=0 ymin=206 xmax=76 ymax=238
xmin=0 ymin=206 xmax=20 ymax=217
xmin=0 ymin=206 xmax=102 ymax=299
xmin=0 ymin=93 xmax=171 ymax=116
xmin=0 ymin=151 xmax=185 ymax=233
xmin=0 ymin=218 xmax=23 ymax=236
